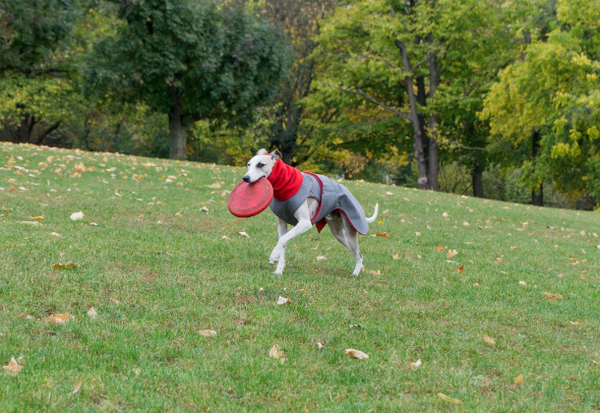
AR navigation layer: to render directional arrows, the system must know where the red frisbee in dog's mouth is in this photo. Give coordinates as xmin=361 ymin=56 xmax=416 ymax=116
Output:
xmin=227 ymin=177 xmax=274 ymax=217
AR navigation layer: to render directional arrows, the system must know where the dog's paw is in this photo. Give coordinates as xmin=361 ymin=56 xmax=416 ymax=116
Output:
xmin=352 ymin=263 xmax=364 ymax=276
xmin=273 ymin=268 xmax=284 ymax=275
xmin=269 ymin=247 xmax=283 ymax=264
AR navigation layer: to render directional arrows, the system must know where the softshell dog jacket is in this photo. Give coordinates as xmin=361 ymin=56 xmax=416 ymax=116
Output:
xmin=268 ymin=165 xmax=370 ymax=235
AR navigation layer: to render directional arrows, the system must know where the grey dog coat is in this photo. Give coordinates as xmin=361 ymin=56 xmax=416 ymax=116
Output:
xmin=269 ymin=173 xmax=370 ymax=235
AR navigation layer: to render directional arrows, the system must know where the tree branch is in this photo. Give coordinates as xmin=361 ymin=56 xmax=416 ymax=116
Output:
xmin=37 ymin=121 xmax=62 ymax=144
xmin=330 ymin=54 xmax=400 ymax=70
xmin=336 ymin=86 xmax=411 ymax=121
xmin=446 ymin=140 xmax=488 ymax=151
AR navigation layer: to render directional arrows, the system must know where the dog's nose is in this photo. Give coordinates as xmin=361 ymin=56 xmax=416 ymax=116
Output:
xmin=242 ymin=175 xmax=250 ymax=183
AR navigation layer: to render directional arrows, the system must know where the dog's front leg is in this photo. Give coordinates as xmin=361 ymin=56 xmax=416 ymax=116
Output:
xmin=271 ymin=202 xmax=312 ymax=275
xmin=269 ymin=217 xmax=288 ymax=264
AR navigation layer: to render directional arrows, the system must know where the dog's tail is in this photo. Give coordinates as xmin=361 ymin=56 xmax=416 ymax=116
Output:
xmin=366 ymin=203 xmax=379 ymax=224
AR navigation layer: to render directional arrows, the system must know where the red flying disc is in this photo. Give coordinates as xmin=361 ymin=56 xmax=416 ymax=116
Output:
xmin=228 ymin=177 xmax=274 ymax=217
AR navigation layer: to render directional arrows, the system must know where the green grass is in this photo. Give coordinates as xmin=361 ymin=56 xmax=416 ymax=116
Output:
xmin=1 ymin=141 xmax=599 ymax=412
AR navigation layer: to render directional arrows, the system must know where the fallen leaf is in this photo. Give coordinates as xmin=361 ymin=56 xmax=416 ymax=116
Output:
xmin=70 ymin=211 xmax=84 ymax=221
xmin=483 ymin=335 xmax=495 ymax=345
xmin=238 ymin=232 xmax=250 ymax=238
xmin=68 ymin=380 xmax=82 ymax=397
xmin=344 ymin=349 xmax=368 ymax=359
xmin=207 ymin=182 xmax=221 ymax=189
xmin=415 ymin=232 xmax=421 ymax=236
xmin=29 ymin=216 xmax=44 ymax=221
xmin=446 ymin=250 xmax=458 ymax=259
xmin=316 ymin=256 xmax=327 ymax=261
xmin=473 ymin=282 xmax=480 ymax=287
xmin=510 ymin=246 xmax=517 ymax=250
xmin=48 ymin=312 xmax=72 ymax=324
xmin=269 ymin=344 xmax=284 ymax=359
xmin=385 ymin=191 xmax=393 ymax=196
xmin=87 ymin=307 xmax=97 ymax=319
xmin=222 ymin=235 xmax=230 ymax=240
xmin=442 ymin=212 xmax=449 ymax=217
xmin=89 ymin=222 xmax=98 ymax=226
xmin=52 ymin=262 xmax=76 ymax=270
xmin=199 ymin=329 xmax=217 ymax=337
xmin=543 ymin=292 xmax=563 ymax=300
xmin=410 ymin=359 xmax=422 ymax=369
xmin=375 ymin=231 xmax=389 ymax=238
xmin=3 ymin=357 xmax=24 ymax=376
xmin=317 ymin=341 xmax=324 ymax=349
xmin=392 ymin=253 xmax=399 ymax=260
xmin=456 ymin=265 xmax=464 ymax=273
xmin=514 ymin=374 xmax=524 ymax=384
xmin=199 ymin=206 xmax=209 ymax=214
xmin=463 ymin=221 xmax=470 ymax=226
xmin=570 ymin=321 xmax=580 ymax=326
xmin=50 ymin=232 xmax=61 ymax=237
xmin=378 ymin=221 xmax=384 ymax=225
xmin=435 ymin=246 xmax=446 ymax=252
xmin=344 ymin=321 xmax=362 ymax=328
xmin=277 ymin=296 xmax=291 ymax=305
xmin=519 ymin=281 xmax=527 ymax=286
xmin=437 ymin=393 xmax=462 ymax=404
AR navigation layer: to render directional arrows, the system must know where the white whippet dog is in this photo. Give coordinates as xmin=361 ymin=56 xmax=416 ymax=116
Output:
xmin=243 ymin=149 xmax=378 ymax=275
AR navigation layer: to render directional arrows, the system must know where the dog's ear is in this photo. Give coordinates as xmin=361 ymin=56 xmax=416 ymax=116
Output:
xmin=257 ymin=148 xmax=268 ymax=156
xmin=271 ymin=150 xmax=282 ymax=161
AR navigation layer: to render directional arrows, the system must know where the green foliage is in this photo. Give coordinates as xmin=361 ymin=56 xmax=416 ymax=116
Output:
xmin=85 ymin=0 xmax=290 ymax=127
xmin=481 ymin=0 xmax=600 ymax=202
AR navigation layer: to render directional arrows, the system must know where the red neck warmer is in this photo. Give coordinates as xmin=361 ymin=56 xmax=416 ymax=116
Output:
xmin=267 ymin=159 xmax=303 ymax=201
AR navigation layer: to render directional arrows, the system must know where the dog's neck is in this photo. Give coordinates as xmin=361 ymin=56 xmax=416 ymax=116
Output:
xmin=267 ymin=159 xmax=303 ymax=202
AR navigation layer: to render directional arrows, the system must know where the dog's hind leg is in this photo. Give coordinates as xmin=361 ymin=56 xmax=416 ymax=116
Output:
xmin=269 ymin=201 xmax=313 ymax=275
xmin=340 ymin=213 xmax=363 ymax=276
xmin=269 ymin=217 xmax=288 ymax=264
xmin=326 ymin=211 xmax=352 ymax=251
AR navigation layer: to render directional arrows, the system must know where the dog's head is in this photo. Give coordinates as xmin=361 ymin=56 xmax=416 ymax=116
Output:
xmin=243 ymin=149 xmax=282 ymax=183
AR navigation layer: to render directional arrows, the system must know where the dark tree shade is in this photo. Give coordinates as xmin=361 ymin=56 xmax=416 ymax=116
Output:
xmin=0 ymin=0 xmax=77 ymax=73
xmin=85 ymin=0 xmax=291 ymax=159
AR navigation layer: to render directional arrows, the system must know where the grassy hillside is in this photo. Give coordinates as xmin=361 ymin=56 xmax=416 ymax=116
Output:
xmin=1 ymin=142 xmax=599 ymax=412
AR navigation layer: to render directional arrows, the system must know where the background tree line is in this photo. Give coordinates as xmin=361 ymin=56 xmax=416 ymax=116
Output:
xmin=1 ymin=0 xmax=599 ymax=209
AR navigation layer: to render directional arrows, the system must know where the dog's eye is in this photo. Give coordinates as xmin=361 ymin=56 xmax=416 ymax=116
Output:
xmin=247 ymin=163 xmax=250 ymax=167
xmin=257 ymin=162 xmax=265 ymax=168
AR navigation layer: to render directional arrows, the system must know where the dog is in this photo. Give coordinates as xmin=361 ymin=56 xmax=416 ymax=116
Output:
xmin=243 ymin=149 xmax=378 ymax=275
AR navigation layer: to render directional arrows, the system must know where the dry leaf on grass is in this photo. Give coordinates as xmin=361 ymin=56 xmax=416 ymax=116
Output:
xmin=277 ymin=296 xmax=291 ymax=305
xmin=52 ymin=262 xmax=76 ymax=270
xmin=48 ymin=312 xmax=72 ymax=324
xmin=238 ymin=232 xmax=250 ymax=238
xmin=29 ymin=216 xmax=44 ymax=221
xmin=68 ymin=380 xmax=82 ymax=397
xmin=435 ymin=246 xmax=446 ymax=252
xmin=483 ymin=335 xmax=495 ymax=345
xmin=344 ymin=349 xmax=368 ymax=359
xmin=269 ymin=344 xmax=284 ymax=359
xmin=410 ymin=359 xmax=422 ymax=369
xmin=87 ymin=307 xmax=97 ymax=319
xmin=344 ymin=321 xmax=361 ymax=328
xmin=317 ymin=341 xmax=324 ymax=349
xmin=70 ymin=211 xmax=84 ymax=221
xmin=207 ymin=182 xmax=221 ymax=189
xmin=544 ymin=292 xmax=563 ymax=300
xmin=199 ymin=329 xmax=217 ymax=337
xmin=446 ymin=250 xmax=458 ymax=259
xmin=3 ymin=357 xmax=24 ymax=376
xmin=222 ymin=235 xmax=230 ymax=240
xmin=442 ymin=212 xmax=449 ymax=217
xmin=456 ymin=265 xmax=464 ymax=273
xmin=392 ymin=253 xmax=399 ymax=260
xmin=50 ymin=232 xmax=61 ymax=237
xmin=570 ymin=321 xmax=580 ymax=326
xmin=375 ymin=231 xmax=389 ymax=238
xmin=519 ymin=281 xmax=527 ymax=286
xmin=316 ymin=256 xmax=327 ymax=261
xmin=437 ymin=393 xmax=462 ymax=404
xmin=514 ymin=374 xmax=524 ymax=384
xmin=199 ymin=206 xmax=209 ymax=214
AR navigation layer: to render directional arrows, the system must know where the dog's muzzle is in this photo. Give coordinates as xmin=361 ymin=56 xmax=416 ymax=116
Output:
xmin=242 ymin=175 xmax=251 ymax=183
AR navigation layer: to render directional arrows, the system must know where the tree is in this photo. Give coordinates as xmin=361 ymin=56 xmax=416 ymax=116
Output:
xmin=0 ymin=0 xmax=79 ymax=143
xmin=85 ymin=0 xmax=290 ymax=160
xmin=309 ymin=0 xmax=515 ymax=190
xmin=481 ymin=0 xmax=600 ymax=206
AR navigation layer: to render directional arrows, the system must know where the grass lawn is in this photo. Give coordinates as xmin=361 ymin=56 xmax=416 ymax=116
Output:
xmin=1 ymin=141 xmax=599 ymax=412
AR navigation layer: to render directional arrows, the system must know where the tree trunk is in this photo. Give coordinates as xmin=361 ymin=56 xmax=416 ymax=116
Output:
xmin=531 ymin=130 xmax=543 ymax=206
xmin=168 ymin=101 xmax=188 ymax=160
xmin=472 ymin=164 xmax=484 ymax=198
xmin=396 ymin=39 xmax=429 ymax=189
xmin=427 ymin=53 xmax=439 ymax=191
